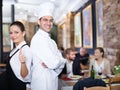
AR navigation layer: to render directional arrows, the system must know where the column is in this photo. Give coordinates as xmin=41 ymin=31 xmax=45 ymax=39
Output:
xmin=0 ymin=0 xmax=3 ymax=63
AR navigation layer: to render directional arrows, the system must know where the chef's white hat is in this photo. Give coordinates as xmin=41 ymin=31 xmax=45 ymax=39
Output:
xmin=37 ymin=2 xmax=55 ymax=19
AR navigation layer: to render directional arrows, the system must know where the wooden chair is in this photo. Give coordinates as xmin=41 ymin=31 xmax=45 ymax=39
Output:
xmin=0 ymin=64 xmax=6 ymax=74
xmin=108 ymin=76 xmax=120 ymax=90
xmin=84 ymin=86 xmax=110 ymax=90
xmin=80 ymin=63 xmax=90 ymax=78
xmin=80 ymin=63 xmax=89 ymax=70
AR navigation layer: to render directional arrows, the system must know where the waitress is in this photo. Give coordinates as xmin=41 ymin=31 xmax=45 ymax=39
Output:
xmin=0 ymin=21 xmax=32 ymax=90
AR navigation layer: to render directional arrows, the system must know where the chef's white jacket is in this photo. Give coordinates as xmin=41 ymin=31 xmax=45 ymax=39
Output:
xmin=30 ymin=29 xmax=66 ymax=90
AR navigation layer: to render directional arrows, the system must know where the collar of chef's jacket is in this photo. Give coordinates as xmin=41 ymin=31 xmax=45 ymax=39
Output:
xmin=10 ymin=41 xmax=26 ymax=56
xmin=38 ymin=28 xmax=50 ymax=38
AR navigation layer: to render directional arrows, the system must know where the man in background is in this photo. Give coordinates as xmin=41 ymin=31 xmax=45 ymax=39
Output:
xmin=59 ymin=48 xmax=76 ymax=79
xmin=73 ymin=47 xmax=89 ymax=75
xmin=58 ymin=48 xmax=76 ymax=90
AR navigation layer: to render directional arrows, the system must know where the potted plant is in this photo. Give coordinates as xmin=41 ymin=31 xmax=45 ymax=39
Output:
xmin=114 ymin=65 xmax=120 ymax=77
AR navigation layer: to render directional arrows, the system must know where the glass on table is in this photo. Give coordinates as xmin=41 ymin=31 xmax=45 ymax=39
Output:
xmin=98 ymin=68 xmax=102 ymax=79
xmin=80 ymin=69 xmax=90 ymax=78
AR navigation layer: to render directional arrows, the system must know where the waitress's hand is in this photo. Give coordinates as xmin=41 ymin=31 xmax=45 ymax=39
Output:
xmin=19 ymin=49 xmax=26 ymax=63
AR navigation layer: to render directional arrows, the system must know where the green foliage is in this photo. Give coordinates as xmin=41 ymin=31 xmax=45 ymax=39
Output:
xmin=114 ymin=65 xmax=120 ymax=74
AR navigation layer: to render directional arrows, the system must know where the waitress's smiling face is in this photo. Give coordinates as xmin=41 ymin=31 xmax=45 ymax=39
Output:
xmin=9 ymin=25 xmax=25 ymax=46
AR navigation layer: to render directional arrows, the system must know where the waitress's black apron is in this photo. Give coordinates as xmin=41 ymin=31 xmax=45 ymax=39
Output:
xmin=0 ymin=44 xmax=27 ymax=90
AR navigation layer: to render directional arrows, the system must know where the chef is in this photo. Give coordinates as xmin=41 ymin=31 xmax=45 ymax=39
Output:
xmin=30 ymin=2 xmax=66 ymax=90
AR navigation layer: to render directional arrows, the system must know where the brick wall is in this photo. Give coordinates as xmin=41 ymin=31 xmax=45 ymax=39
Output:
xmin=103 ymin=0 xmax=120 ymax=70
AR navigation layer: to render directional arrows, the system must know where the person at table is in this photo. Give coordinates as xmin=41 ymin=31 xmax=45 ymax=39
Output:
xmin=90 ymin=47 xmax=111 ymax=76
xmin=73 ymin=47 xmax=89 ymax=75
xmin=59 ymin=48 xmax=76 ymax=79
xmin=0 ymin=21 xmax=32 ymax=90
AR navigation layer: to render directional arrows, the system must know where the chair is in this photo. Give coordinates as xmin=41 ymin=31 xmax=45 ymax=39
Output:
xmin=0 ymin=64 xmax=6 ymax=75
xmin=108 ymin=77 xmax=120 ymax=90
xmin=73 ymin=77 xmax=106 ymax=90
xmin=84 ymin=86 xmax=110 ymax=90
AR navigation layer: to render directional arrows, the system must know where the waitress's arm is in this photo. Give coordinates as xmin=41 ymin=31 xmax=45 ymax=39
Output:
xmin=20 ymin=63 xmax=28 ymax=78
xmin=19 ymin=49 xmax=28 ymax=78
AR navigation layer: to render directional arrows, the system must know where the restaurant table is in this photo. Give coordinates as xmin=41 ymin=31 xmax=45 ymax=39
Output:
xmin=61 ymin=86 xmax=73 ymax=90
xmin=58 ymin=75 xmax=120 ymax=90
xmin=58 ymin=78 xmax=79 ymax=90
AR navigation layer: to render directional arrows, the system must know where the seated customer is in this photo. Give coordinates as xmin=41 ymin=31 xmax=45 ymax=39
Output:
xmin=58 ymin=48 xmax=76 ymax=79
xmin=90 ymin=47 xmax=111 ymax=76
xmin=73 ymin=47 xmax=89 ymax=75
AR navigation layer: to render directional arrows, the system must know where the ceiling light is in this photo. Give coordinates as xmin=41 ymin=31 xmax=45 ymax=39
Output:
xmin=50 ymin=0 xmax=56 ymax=2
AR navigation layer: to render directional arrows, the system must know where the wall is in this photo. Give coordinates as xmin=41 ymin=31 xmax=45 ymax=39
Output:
xmin=27 ymin=22 xmax=36 ymax=45
xmin=57 ymin=24 xmax=63 ymax=48
xmin=66 ymin=12 xmax=75 ymax=48
xmin=103 ymin=0 xmax=120 ymax=70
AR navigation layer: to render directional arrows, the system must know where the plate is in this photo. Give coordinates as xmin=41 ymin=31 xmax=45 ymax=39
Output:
xmin=107 ymin=74 xmax=115 ymax=78
xmin=101 ymin=75 xmax=106 ymax=78
xmin=81 ymin=70 xmax=90 ymax=73
xmin=102 ymin=78 xmax=109 ymax=83
xmin=70 ymin=75 xmax=82 ymax=80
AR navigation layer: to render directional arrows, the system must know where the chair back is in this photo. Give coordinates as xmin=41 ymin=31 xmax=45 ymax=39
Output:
xmin=108 ymin=77 xmax=120 ymax=90
xmin=84 ymin=86 xmax=110 ymax=90
xmin=0 ymin=64 xmax=6 ymax=74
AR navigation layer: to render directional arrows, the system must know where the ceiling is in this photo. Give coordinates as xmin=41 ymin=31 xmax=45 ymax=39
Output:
xmin=3 ymin=0 xmax=88 ymax=24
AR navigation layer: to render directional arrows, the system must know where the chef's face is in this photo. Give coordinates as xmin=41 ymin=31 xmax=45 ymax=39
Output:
xmin=9 ymin=25 xmax=25 ymax=46
xmin=38 ymin=16 xmax=53 ymax=32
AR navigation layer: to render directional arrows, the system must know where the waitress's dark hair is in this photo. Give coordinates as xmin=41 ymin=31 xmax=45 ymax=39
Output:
xmin=95 ymin=47 xmax=104 ymax=57
xmin=10 ymin=21 xmax=25 ymax=32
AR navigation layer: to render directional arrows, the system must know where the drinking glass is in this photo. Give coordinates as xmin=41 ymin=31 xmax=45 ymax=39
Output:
xmin=98 ymin=68 xmax=102 ymax=78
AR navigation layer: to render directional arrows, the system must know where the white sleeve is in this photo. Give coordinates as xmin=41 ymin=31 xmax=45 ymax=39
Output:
xmin=22 ymin=46 xmax=32 ymax=81
xmin=54 ymin=52 xmax=66 ymax=75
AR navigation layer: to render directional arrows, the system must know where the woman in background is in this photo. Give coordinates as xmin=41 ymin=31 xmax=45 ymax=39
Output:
xmin=90 ymin=47 xmax=111 ymax=76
